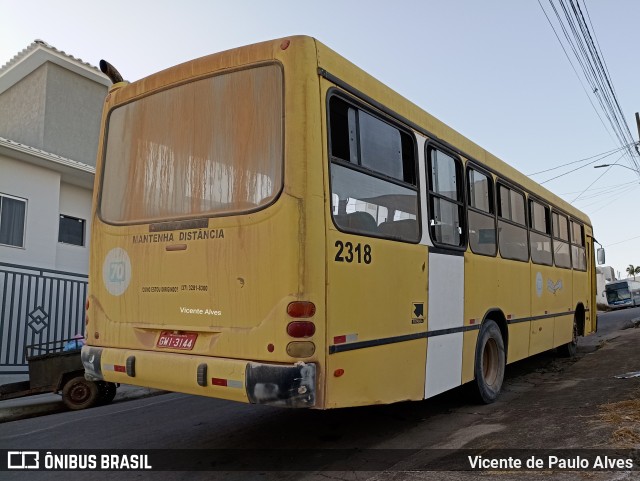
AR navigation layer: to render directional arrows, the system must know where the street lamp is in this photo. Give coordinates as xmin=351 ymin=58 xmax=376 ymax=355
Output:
xmin=593 ymin=164 xmax=639 ymax=172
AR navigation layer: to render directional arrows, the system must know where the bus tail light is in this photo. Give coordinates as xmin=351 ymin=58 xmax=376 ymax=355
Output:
xmin=286 ymin=341 xmax=315 ymax=358
xmin=287 ymin=321 xmax=316 ymax=338
xmin=287 ymin=301 xmax=316 ymax=318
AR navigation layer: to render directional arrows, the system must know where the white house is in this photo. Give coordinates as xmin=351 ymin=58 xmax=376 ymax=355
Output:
xmin=0 ymin=40 xmax=109 ymax=373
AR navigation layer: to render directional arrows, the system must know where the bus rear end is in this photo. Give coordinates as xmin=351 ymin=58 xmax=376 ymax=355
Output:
xmin=82 ymin=38 xmax=326 ymax=408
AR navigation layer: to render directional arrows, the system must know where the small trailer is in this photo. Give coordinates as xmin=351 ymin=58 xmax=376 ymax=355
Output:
xmin=0 ymin=338 xmax=117 ymax=410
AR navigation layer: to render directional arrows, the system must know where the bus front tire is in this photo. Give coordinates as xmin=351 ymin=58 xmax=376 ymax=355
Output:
xmin=473 ymin=320 xmax=505 ymax=404
xmin=558 ymin=320 xmax=578 ymax=358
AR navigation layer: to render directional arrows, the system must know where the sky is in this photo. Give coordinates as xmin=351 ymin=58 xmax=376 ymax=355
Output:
xmin=2 ymin=0 xmax=639 ymax=279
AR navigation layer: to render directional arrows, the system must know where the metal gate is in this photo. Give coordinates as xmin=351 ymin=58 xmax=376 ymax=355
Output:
xmin=0 ymin=262 xmax=88 ymax=374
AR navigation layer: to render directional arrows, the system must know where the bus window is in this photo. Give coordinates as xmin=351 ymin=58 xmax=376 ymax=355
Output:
xmin=427 ymin=147 xmax=465 ymax=248
xmin=571 ymin=220 xmax=587 ymax=271
xmin=329 ymin=96 xmax=419 ymax=242
xmin=467 ymin=167 xmax=496 ymax=256
xmin=552 ymin=212 xmax=571 ymax=269
xmin=101 ymin=65 xmax=283 ymax=224
xmin=529 ymin=199 xmax=552 ymax=266
xmin=497 ymin=184 xmax=528 ymax=261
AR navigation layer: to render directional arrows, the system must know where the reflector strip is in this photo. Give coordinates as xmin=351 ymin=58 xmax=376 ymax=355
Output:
xmin=469 ymin=319 xmax=476 ymax=325
xmin=211 ymin=378 xmax=243 ymax=388
xmin=333 ymin=334 xmax=358 ymax=344
xmin=114 ymin=365 xmax=126 ymax=373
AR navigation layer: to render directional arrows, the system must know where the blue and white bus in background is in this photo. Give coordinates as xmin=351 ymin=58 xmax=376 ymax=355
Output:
xmin=605 ymin=280 xmax=640 ymax=309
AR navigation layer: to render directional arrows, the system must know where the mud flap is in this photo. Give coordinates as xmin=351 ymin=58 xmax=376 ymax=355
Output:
xmin=246 ymin=362 xmax=316 ymax=408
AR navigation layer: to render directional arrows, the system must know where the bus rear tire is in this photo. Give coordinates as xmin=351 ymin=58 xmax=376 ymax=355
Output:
xmin=97 ymin=381 xmax=118 ymax=405
xmin=473 ymin=320 xmax=505 ymax=404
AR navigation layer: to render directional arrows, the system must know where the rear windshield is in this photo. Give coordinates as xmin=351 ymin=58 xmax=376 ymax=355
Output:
xmin=100 ymin=64 xmax=283 ymax=224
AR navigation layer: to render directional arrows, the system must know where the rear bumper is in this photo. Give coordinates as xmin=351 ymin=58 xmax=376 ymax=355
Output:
xmin=81 ymin=345 xmax=316 ymax=408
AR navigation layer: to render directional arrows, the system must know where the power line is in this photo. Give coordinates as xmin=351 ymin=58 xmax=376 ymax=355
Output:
xmin=539 ymin=0 xmax=640 ymax=175
xmin=570 ymin=151 xmax=627 ymax=202
xmin=538 ymin=147 xmax=632 ymax=184
xmin=537 ymin=0 xmax=617 ymax=145
xmin=580 ymin=184 xmax=638 ymax=211
xmin=607 ymin=234 xmax=640 ymax=248
xmin=561 ymin=180 xmax=637 ymax=196
xmin=527 ymin=143 xmax=631 ymax=176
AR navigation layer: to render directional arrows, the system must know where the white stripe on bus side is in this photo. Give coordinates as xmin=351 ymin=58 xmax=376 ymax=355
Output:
xmin=425 ymin=252 xmax=464 ymax=398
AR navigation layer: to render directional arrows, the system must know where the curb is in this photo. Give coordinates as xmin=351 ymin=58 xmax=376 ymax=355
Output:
xmin=0 ymin=385 xmax=166 ymax=423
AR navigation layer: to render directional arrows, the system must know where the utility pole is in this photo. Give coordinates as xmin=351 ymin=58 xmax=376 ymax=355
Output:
xmin=636 ymin=112 xmax=640 ymax=156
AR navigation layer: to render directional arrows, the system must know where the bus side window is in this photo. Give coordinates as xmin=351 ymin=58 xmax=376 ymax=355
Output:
xmin=552 ymin=212 xmax=571 ymax=269
xmin=328 ymin=95 xmax=419 ymax=242
xmin=427 ymin=147 xmax=465 ymax=248
xmin=467 ymin=167 xmax=496 ymax=256
xmin=529 ymin=199 xmax=552 ymax=266
xmin=570 ymin=220 xmax=587 ymax=271
xmin=497 ymin=184 xmax=528 ymax=262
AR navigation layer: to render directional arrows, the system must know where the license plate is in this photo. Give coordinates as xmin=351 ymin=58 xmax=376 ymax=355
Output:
xmin=157 ymin=331 xmax=197 ymax=350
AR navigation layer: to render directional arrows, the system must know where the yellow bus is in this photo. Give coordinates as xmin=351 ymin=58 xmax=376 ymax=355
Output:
xmin=82 ymin=36 xmax=596 ymax=409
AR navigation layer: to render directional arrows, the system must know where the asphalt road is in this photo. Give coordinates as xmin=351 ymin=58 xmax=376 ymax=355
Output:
xmin=596 ymin=305 xmax=640 ymax=335
xmin=1 ymin=309 xmax=639 ymax=481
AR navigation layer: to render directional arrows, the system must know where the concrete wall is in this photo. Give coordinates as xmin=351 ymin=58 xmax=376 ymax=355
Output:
xmin=43 ymin=63 xmax=106 ymax=166
xmin=0 ymin=62 xmax=107 ymax=167
xmin=0 ymin=65 xmax=47 ymax=148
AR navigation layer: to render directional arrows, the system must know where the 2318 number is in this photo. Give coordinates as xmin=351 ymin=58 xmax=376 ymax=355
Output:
xmin=335 ymin=241 xmax=372 ymax=264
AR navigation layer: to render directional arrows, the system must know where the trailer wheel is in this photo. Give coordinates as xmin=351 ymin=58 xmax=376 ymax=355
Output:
xmin=62 ymin=376 xmax=99 ymax=410
xmin=97 ymin=382 xmax=117 ymax=405
xmin=473 ymin=320 xmax=506 ymax=404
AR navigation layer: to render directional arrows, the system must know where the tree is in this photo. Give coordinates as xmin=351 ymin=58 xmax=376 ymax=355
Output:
xmin=626 ymin=264 xmax=640 ymax=280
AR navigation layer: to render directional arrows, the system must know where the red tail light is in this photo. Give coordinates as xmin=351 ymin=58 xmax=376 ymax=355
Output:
xmin=287 ymin=301 xmax=316 ymax=318
xmin=286 ymin=321 xmax=316 ymax=338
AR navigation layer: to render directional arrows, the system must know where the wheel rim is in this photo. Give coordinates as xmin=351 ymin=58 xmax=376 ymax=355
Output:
xmin=483 ymin=338 xmax=499 ymax=387
xmin=69 ymin=382 xmax=90 ymax=404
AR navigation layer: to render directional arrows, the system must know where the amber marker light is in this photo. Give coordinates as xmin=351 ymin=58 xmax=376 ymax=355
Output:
xmin=286 ymin=341 xmax=315 ymax=358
